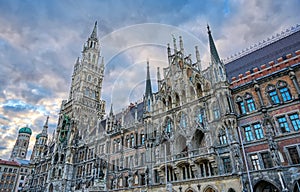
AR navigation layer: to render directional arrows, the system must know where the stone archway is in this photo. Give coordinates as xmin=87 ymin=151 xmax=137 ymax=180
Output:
xmin=203 ymin=186 xmax=217 ymax=192
xmin=254 ymin=180 xmax=280 ymax=192
xmin=228 ymin=188 xmax=236 ymax=192
xmin=185 ymin=187 xmax=196 ymax=192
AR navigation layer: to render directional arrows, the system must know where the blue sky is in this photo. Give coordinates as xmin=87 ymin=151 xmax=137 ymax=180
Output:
xmin=0 ymin=0 xmax=299 ymax=159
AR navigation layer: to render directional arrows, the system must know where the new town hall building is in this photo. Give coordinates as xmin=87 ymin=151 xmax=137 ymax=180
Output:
xmin=21 ymin=22 xmax=300 ymax=192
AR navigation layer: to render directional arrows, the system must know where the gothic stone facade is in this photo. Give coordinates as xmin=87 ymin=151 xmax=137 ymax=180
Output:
xmin=26 ymin=23 xmax=300 ymax=192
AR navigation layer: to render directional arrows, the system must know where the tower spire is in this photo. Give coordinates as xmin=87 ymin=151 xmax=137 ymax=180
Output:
xmin=90 ymin=21 xmax=98 ymax=39
xmin=109 ymin=103 xmax=114 ymax=116
xmin=42 ymin=116 xmax=49 ymax=135
xmin=145 ymin=59 xmax=153 ymax=98
xmin=207 ymin=24 xmax=221 ymax=65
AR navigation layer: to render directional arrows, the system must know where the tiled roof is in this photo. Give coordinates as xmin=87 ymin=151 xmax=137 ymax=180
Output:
xmin=225 ymin=30 xmax=300 ymax=82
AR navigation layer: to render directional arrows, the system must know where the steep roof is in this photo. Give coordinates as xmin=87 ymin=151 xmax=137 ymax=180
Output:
xmin=225 ymin=29 xmax=300 ymax=82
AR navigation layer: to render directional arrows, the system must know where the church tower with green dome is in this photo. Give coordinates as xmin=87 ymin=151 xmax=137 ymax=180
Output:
xmin=10 ymin=126 xmax=32 ymax=160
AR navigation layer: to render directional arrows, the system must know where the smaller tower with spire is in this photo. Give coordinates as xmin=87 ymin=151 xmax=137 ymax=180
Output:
xmin=207 ymin=25 xmax=226 ymax=84
xmin=144 ymin=59 xmax=153 ymax=113
xmin=30 ymin=117 xmax=49 ymax=161
xmin=10 ymin=126 xmax=32 ymax=160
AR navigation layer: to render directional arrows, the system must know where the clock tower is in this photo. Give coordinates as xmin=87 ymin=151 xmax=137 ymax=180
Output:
xmin=58 ymin=21 xmax=106 ymax=142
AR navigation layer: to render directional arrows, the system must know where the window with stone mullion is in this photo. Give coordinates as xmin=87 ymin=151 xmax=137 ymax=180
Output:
xmin=253 ymin=123 xmax=264 ymax=139
xmin=261 ymin=152 xmax=273 ymax=168
xmin=289 ymin=113 xmax=300 ymax=131
xmin=277 ymin=116 xmax=290 ymax=133
xmin=222 ymin=157 xmax=232 ymax=174
xmin=244 ymin=126 xmax=254 ymax=142
xmin=279 ymin=87 xmax=292 ymax=102
xmin=288 ymin=147 xmax=300 ymax=165
xmin=250 ymin=154 xmax=261 ymax=170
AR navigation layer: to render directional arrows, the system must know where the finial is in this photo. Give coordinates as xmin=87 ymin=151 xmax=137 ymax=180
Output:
xmin=179 ymin=36 xmax=184 ymax=52
xmin=90 ymin=21 xmax=98 ymax=39
xmin=195 ymin=46 xmax=200 ymax=62
xmin=45 ymin=116 xmax=49 ymax=126
xmin=172 ymin=34 xmax=177 ymax=51
xmin=109 ymin=103 xmax=113 ymax=116
xmin=167 ymin=43 xmax=171 ymax=57
xmin=207 ymin=24 xmax=211 ymax=33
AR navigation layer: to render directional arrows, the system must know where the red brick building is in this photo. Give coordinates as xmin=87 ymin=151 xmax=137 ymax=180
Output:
xmin=228 ymin=26 xmax=300 ymax=191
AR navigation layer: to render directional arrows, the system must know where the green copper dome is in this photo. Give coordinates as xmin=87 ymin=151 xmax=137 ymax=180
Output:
xmin=19 ymin=127 xmax=32 ymax=135
xmin=36 ymin=133 xmax=42 ymax=139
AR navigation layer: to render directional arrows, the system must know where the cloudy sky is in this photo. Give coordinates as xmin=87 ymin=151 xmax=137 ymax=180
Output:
xmin=0 ymin=0 xmax=299 ymax=159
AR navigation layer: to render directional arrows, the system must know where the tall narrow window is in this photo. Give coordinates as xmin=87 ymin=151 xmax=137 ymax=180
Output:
xmin=279 ymin=87 xmax=292 ymax=102
xmin=165 ymin=118 xmax=173 ymax=137
xmin=131 ymin=134 xmax=135 ymax=148
xmin=180 ymin=113 xmax=187 ymax=129
xmin=289 ymin=113 xmax=300 ymax=131
xmin=250 ymin=154 xmax=261 ymax=170
xmin=261 ymin=152 xmax=273 ymax=168
xmin=218 ymin=129 xmax=227 ymax=145
xmin=141 ymin=133 xmax=145 ymax=145
xmin=288 ymin=147 xmax=300 ymax=164
xmin=236 ymin=96 xmax=246 ymax=115
xmin=213 ymin=102 xmax=220 ymax=119
xmin=245 ymin=93 xmax=256 ymax=112
xmin=85 ymin=87 xmax=89 ymax=96
xmin=253 ymin=123 xmax=264 ymax=139
xmin=277 ymin=116 xmax=290 ymax=133
xmin=277 ymin=81 xmax=292 ymax=102
xmin=267 ymin=85 xmax=280 ymax=104
xmin=223 ymin=157 xmax=232 ymax=174
xmin=244 ymin=126 xmax=254 ymax=141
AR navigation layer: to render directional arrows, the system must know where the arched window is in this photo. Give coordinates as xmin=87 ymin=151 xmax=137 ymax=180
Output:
xmin=266 ymin=84 xmax=280 ymax=104
xmin=87 ymin=75 xmax=92 ymax=81
xmin=196 ymin=108 xmax=204 ymax=126
xmin=92 ymin=54 xmax=96 ymax=63
xmin=218 ymin=129 xmax=227 ymax=145
xmin=126 ymin=135 xmax=130 ymax=148
xmin=165 ymin=118 xmax=173 ymax=138
xmin=175 ymin=93 xmax=180 ymax=107
xmin=244 ymin=93 xmax=256 ymax=112
xmin=85 ymin=87 xmax=89 ymax=96
xmin=113 ymin=139 xmax=117 ymax=153
xmin=212 ymin=102 xmax=220 ymax=119
xmin=196 ymin=83 xmax=203 ymax=97
xmin=179 ymin=112 xmax=188 ymax=129
xmin=118 ymin=139 xmax=121 ymax=151
xmin=277 ymin=81 xmax=292 ymax=102
xmin=140 ymin=131 xmax=145 ymax=145
xmin=131 ymin=134 xmax=135 ymax=148
xmin=236 ymin=96 xmax=246 ymax=115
